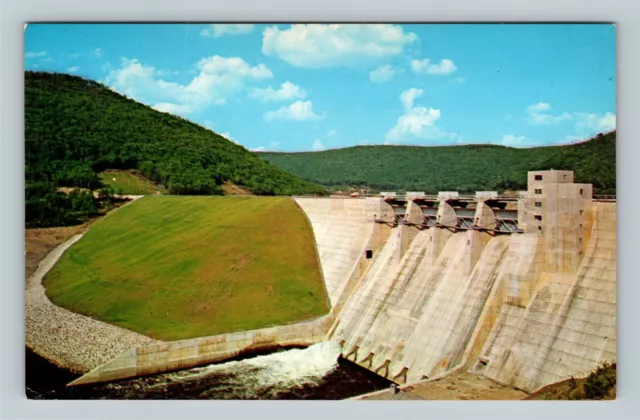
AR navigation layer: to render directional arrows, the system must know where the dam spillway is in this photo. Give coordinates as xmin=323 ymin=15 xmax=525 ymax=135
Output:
xmin=68 ymin=170 xmax=616 ymax=395
xmin=297 ymin=169 xmax=616 ymax=392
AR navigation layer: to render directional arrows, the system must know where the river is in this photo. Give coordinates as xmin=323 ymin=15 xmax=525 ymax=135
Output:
xmin=26 ymin=341 xmax=393 ymax=400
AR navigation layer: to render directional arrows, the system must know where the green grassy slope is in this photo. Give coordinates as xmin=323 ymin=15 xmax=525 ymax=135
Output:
xmin=43 ymin=196 xmax=330 ymax=341
xmin=99 ymin=170 xmax=166 ymax=195
xmin=258 ymin=131 xmax=616 ymax=194
xmin=25 ymin=71 xmax=326 ymax=197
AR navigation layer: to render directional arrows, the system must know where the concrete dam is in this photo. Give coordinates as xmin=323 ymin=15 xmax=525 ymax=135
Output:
xmin=298 ymin=169 xmax=616 ymax=392
xmin=69 ymin=170 xmax=616 ymax=395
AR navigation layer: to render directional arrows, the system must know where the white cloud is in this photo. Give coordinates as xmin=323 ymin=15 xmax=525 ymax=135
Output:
xmin=574 ymin=112 xmax=616 ymax=132
xmin=557 ymin=134 xmax=586 ymax=145
xmin=400 ymin=87 xmax=423 ymax=110
xmin=197 ymin=55 xmax=272 ymax=78
xmin=25 ymin=51 xmax=46 ymax=58
xmin=264 ymin=100 xmax=324 ymax=122
xmin=516 ymin=103 xmax=616 ymax=146
xmin=93 ymin=48 xmax=103 ymax=58
xmin=202 ymin=124 xmax=242 ymax=146
xmin=105 ymin=56 xmax=272 ymax=116
xmin=262 ymin=24 xmax=417 ymax=68
xmin=153 ymin=102 xmax=194 ymax=114
xmin=219 ymin=131 xmax=241 ymax=145
xmin=201 ymin=24 xmax=254 ymax=38
xmin=328 ymin=129 xmax=336 ymax=136
xmin=249 ymin=141 xmax=279 ymax=152
xmin=312 ymin=139 xmax=325 ymax=151
xmin=67 ymin=52 xmax=82 ymax=59
xmin=387 ymin=87 xmax=452 ymax=142
xmin=411 ymin=58 xmax=458 ymax=75
xmin=249 ymin=81 xmax=306 ymax=102
xmin=525 ymin=103 xmax=615 ymax=133
xmin=500 ymin=134 xmax=527 ymax=147
xmin=525 ymin=102 xmax=572 ymax=125
xmin=449 ymin=76 xmax=466 ymax=84
xmin=599 ymin=112 xmax=617 ymax=131
xmin=387 ymin=107 xmax=443 ymax=141
xmin=369 ymin=65 xmax=396 ymax=83
xmin=67 ymin=66 xmax=80 ymax=73
xmin=527 ymin=102 xmax=551 ymax=113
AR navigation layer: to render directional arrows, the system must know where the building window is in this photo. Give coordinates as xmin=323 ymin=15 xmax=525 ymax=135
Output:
xmin=538 ymin=226 xmax=543 ymax=232
xmin=535 ymin=175 xmax=543 ymax=181
xmin=365 ymin=250 xmax=373 ymax=259
xmin=580 ymin=210 xmax=583 ymax=215
xmin=535 ymin=215 xmax=542 ymax=221
xmin=579 ymin=188 xmax=584 ymax=195
xmin=535 ymin=189 xmax=542 ymax=195
xmin=535 ymin=202 xmax=542 ymax=208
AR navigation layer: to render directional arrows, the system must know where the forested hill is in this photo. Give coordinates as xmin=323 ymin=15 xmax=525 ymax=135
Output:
xmin=25 ymin=71 xmax=326 ymax=197
xmin=258 ymin=131 xmax=616 ymax=194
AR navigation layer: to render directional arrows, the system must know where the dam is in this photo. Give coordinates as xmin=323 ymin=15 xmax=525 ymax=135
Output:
xmin=65 ymin=170 xmax=616 ymax=395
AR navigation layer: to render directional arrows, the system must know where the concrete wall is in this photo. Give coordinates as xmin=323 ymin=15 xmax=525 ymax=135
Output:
xmin=469 ymin=202 xmax=616 ymax=392
xmin=519 ymin=170 xmax=593 ymax=273
xmin=70 ymin=314 xmax=334 ymax=386
xmin=294 ymin=197 xmax=394 ymax=309
xmin=330 ymin=226 xmax=510 ymax=383
xmin=317 ymin=176 xmax=615 ymax=392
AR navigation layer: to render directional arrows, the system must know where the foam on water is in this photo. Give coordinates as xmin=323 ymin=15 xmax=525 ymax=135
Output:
xmin=102 ymin=340 xmax=343 ymax=399
xmin=181 ymin=340 xmax=340 ymax=378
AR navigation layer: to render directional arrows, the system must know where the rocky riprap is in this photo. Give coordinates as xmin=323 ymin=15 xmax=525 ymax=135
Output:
xmin=25 ymin=198 xmax=158 ymax=374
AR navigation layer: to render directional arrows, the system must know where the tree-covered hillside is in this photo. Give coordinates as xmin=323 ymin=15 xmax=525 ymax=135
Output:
xmin=259 ymin=131 xmax=616 ymax=194
xmin=25 ymin=71 xmax=326 ymax=226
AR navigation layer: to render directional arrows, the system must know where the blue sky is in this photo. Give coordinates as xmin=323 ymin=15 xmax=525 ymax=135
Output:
xmin=24 ymin=23 xmax=616 ymax=152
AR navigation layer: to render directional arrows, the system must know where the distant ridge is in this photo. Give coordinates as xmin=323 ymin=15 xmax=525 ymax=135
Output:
xmin=258 ymin=131 xmax=616 ymax=193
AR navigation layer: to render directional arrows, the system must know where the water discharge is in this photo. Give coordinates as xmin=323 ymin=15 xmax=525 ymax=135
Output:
xmin=27 ymin=341 xmax=392 ymax=400
xmin=154 ymin=341 xmax=343 ymax=399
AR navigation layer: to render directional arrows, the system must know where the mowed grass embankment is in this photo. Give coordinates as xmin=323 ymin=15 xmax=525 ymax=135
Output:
xmin=44 ymin=196 xmax=329 ymax=341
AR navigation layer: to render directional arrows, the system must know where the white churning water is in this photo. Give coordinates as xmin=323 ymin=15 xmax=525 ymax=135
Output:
xmin=105 ymin=341 xmax=344 ymax=399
